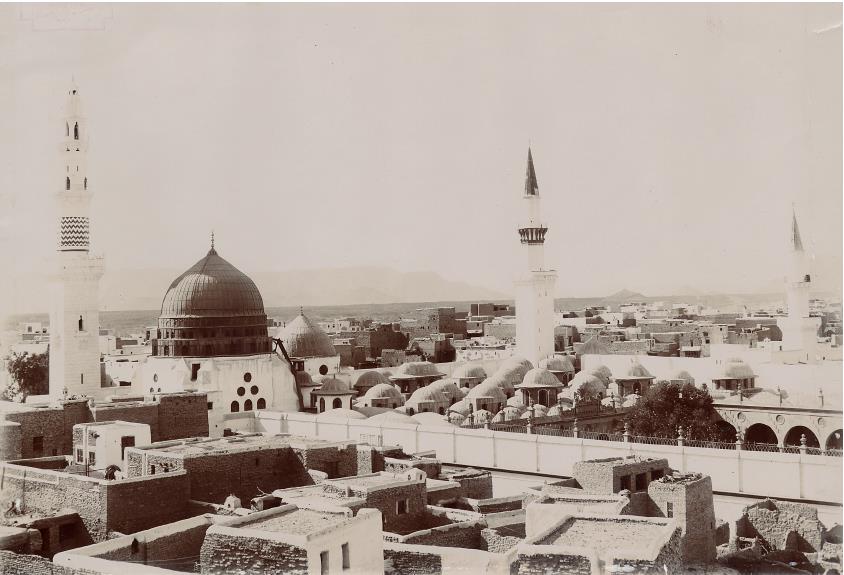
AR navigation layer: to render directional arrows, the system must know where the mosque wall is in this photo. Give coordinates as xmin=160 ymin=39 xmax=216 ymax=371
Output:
xmin=277 ymin=412 xmax=843 ymax=504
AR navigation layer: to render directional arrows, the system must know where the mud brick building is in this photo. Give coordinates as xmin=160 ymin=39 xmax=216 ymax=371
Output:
xmin=0 ymin=393 xmax=209 ymax=461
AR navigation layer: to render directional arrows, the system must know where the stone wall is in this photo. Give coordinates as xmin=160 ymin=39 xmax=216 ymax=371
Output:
xmin=739 ymin=499 xmax=826 ymax=552
xmin=384 ymin=547 xmax=442 ymax=575
xmin=647 ymin=475 xmax=717 ymax=564
xmin=0 ymin=464 xmax=191 ymax=543
xmin=293 ymin=443 xmax=362 ymax=479
xmin=0 ymin=394 xmax=207 ymax=464
xmin=517 ymin=551 xmax=592 ymax=575
xmin=401 ymin=520 xmax=484 ymax=549
xmin=199 ymin=531 xmax=308 ymax=575
xmin=571 ymin=457 xmax=670 ymax=494
xmin=155 ymin=394 xmax=209 ymax=441
xmin=0 ymin=550 xmax=93 ymax=575
xmin=481 ymin=523 xmax=525 ymax=553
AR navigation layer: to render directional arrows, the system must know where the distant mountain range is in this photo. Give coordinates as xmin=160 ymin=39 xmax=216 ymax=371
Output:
xmin=98 ymin=266 xmax=509 ymax=311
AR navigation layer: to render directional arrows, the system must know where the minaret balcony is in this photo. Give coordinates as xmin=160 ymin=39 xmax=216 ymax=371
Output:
xmin=518 ymin=227 xmax=548 ymax=245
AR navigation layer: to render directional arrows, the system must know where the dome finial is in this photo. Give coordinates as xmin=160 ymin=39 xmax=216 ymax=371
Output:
xmin=299 ymin=305 xmax=303 ymax=316
xmin=208 ymin=230 xmax=217 ymax=255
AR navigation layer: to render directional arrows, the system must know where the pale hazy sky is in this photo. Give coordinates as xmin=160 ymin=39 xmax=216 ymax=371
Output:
xmin=0 ymin=3 xmax=841 ymax=312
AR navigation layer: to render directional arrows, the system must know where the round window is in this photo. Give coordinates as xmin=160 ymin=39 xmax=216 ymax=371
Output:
xmin=319 ymin=365 xmax=328 ymax=376
xmin=244 ymin=372 xmax=252 ymax=383
xmin=250 ymin=385 xmax=259 ymax=395
xmin=153 ymin=374 xmax=158 ymax=383
xmin=237 ymin=387 xmax=246 ymax=397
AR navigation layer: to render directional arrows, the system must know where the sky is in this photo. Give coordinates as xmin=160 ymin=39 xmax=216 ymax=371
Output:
xmin=0 ymin=3 xmax=841 ymax=314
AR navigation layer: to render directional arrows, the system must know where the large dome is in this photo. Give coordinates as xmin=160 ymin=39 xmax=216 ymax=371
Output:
xmin=153 ymin=246 xmax=271 ymax=358
xmin=161 ymin=247 xmax=265 ymax=318
xmin=277 ymin=313 xmax=337 ymax=358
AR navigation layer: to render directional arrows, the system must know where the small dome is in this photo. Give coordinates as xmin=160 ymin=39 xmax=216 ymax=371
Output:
xmin=624 ymin=362 xmax=654 ymax=379
xmin=448 ymin=399 xmax=471 ymax=416
xmin=393 ymin=361 xmax=445 ymax=378
xmin=569 ymin=371 xmax=607 ymax=398
xmin=367 ymin=411 xmax=418 ymax=425
xmin=507 ymin=394 xmax=525 ymax=408
xmin=466 ymin=380 xmax=508 ymax=403
xmin=317 ymin=408 xmax=366 ymax=420
xmin=501 ymin=355 xmax=534 ymax=371
xmin=519 ymin=404 xmax=548 ymax=419
xmin=353 ymin=370 xmax=391 ymax=390
xmin=428 ymin=379 xmax=462 ymax=402
xmin=718 ymin=359 xmax=755 ymax=380
xmin=539 ymin=355 xmax=575 ymax=373
xmin=519 ymin=368 xmax=564 ymax=388
xmin=411 ymin=412 xmax=454 ymax=426
xmin=408 ymin=386 xmax=449 ymax=405
xmin=496 ymin=405 xmax=524 ymax=422
xmin=353 ymin=406 xmax=394 ymax=417
xmin=295 ymin=371 xmax=316 ymax=387
xmin=363 ymin=383 xmax=404 ymax=402
xmin=276 ymin=312 xmax=337 ymax=358
xmin=672 ymin=370 xmax=695 ymax=384
xmin=547 ymin=403 xmax=571 ymax=417
xmin=315 ymin=378 xmax=349 ymax=394
xmin=452 ymin=363 xmax=487 ymax=379
xmin=578 ymin=337 xmax=609 ymax=355
xmin=495 ymin=356 xmax=533 ymax=383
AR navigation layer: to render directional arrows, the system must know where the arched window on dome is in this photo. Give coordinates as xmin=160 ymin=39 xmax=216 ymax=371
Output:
xmin=244 ymin=399 xmax=253 ymax=411
xmin=74 ymin=122 xmax=79 ymax=140
xmin=84 ymin=177 xmax=87 ymax=190
xmin=257 ymin=398 xmax=266 ymax=410
xmin=332 ymin=398 xmax=342 ymax=409
xmin=230 ymin=401 xmax=239 ymax=413
xmin=66 ymin=177 xmax=70 ymax=191
xmin=319 ymin=398 xmax=325 ymax=412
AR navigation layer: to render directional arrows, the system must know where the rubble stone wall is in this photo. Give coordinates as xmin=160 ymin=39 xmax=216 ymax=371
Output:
xmin=199 ymin=531 xmax=308 ymax=575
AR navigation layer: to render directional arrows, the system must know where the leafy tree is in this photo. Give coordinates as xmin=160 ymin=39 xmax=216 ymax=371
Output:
xmin=625 ymin=380 xmax=732 ymax=442
xmin=3 ymin=351 xmax=49 ymax=402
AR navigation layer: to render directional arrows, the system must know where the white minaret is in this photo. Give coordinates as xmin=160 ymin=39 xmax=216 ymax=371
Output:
xmin=514 ymin=148 xmax=558 ymax=365
xmin=777 ymin=207 xmax=820 ymax=361
xmin=48 ymin=83 xmax=104 ymax=399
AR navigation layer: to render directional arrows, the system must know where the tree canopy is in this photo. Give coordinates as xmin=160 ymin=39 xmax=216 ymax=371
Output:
xmin=625 ymin=380 xmax=732 ymax=442
xmin=3 ymin=351 xmax=49 ymax=402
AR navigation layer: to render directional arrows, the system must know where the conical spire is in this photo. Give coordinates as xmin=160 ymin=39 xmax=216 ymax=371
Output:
xmin=524 ymin=148 xmax=539 ymax=196
xmin=791 ymin=208 xmax=804 ymax=252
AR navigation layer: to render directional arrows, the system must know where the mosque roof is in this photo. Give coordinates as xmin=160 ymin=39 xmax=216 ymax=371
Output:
xmin=160 ymin=247 xmax=265 ymax=319
xmin=295 ymin=371 xmax=317 ymax=387
xmin=276 ymin=313 xmax=337 ymax=358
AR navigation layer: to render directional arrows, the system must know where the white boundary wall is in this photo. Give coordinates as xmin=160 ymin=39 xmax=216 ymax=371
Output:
xmin=267 ymin=412 xmax=843 ymax=505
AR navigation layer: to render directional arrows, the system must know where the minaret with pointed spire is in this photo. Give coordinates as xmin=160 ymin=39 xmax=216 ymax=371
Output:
xmin=514 ymin=148 xmax=557 ymax=365
xmin=777 ymin=206 xmax=820 ymax=361
xmin=49 ymin=83 xmax=104 ymax=398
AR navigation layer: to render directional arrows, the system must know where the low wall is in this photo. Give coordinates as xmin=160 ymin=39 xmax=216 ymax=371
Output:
xmin=279 ymin=412 xmax=843 ymax=504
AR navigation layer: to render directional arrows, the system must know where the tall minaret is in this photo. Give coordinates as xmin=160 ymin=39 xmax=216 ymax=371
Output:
xmin=777 ymin=207 xmax=820 ymax=361
xmin=514 ymin=148 xmax=558 ymax=365
xmin=48 ymin=83 xmax=104 ymax=399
